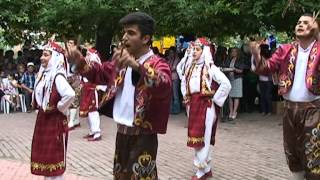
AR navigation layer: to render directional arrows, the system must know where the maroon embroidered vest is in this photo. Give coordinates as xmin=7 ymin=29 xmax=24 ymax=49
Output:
xmin=98 ymin=55 xmax=171 ymax=134
xmin=278 ymin=41 xmax=320 ymax=95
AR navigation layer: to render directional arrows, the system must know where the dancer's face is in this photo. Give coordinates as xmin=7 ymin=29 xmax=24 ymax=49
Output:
xmin=193 ymin=45 xmax=203 ymax=61
xmin=295 ymin=16 xmax=315 ymax=39
xmin=40 ymin=50 xmax=52 ymax=68
xmin=67 ymin=40 xmax=76 ymax=49
xmin=121 ymin=24 xmax=151 ymax=56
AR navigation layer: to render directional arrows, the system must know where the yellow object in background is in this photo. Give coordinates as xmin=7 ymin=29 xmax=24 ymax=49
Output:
xmin=152 ymin=41 xmax=162 ymax=52
xmin=163 ymin=36 xmax=175 ymax=49
xmin=152 ymin=36 xmax=176 ymax=54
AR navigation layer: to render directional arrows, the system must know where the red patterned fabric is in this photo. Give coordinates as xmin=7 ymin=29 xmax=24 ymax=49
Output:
xmin=79 ymin=82 xmax=97 ymax=117
xmin=187 ymin=93 xmax=211 ymax=148
xmin=31 ymin=80 xmax=68 ymax=176
xmin=256 ymin=41 xmax=320 ymax=95
xmin=82 ymin=55 xmax=172 ymax=134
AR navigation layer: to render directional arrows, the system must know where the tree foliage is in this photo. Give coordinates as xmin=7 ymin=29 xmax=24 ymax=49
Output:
xmin=1 ymin=0 xmax=319 ymax=47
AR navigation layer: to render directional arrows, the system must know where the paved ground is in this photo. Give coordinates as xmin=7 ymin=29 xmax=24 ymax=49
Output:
xmin=0 ymin=112 xmax=291 ymax=180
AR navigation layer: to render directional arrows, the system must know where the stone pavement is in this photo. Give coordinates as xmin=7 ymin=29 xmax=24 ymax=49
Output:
xmin=0 ymin=112 xmax=291 ymax=180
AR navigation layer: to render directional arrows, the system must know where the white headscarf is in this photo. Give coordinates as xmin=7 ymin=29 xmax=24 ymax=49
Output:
xmin=177 ymin=44 xmax=194 ymax=79
xmin=34 ymin=41 xmax=67 ymax=111
xmin=85 ymin=48 xmax=101 ymax=65
xmin=176 ymin=38 xmax=214 ymax=96
xmin=199 ymin=45 xmax=214 ymax=92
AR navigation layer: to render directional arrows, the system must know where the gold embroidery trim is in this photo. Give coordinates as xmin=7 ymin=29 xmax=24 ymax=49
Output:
xmin=45 ymin=105 xmax=55 ymax=111
xmin=144 ymin=63 xmax=156 ymax=79
xmin=31 ymin=161 xmax=65 ymax=172
xmin=188 ymin=136 xmax=204 ymax=144
xmin=63 ymin=119 xmax=68 ymax=125
xmin=82 ymin=64 xmax=91 ymax=73
xmin=138 ymin=152 xmax=152 ymax=165
xmin=134 ymin=118 xmax=153 ymax=130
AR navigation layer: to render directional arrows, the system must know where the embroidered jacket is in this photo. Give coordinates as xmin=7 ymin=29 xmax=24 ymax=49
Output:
xmin=255 ymin=41 xmax=320 ymax=95
xmin=81 ymin=55 xmax=172 ymax=134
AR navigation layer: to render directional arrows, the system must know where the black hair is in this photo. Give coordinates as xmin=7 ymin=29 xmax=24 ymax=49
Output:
xmin=68 ymin=36 xmax=78 ymax=45
xmin=151 ymin=46 xmax=160 ymax=55
xmin=301 ymin=13 xmax=313 ymax=18
xmin=260 ymin=44 xmax=272 ymax=58
xmin=119 ymin=12 xmax=155 ymax=45
xmin=81 ymin=48 xmax=87 ymax=57
xmin=5 ymin=50 xmax=14 ymax=57
xmin=168 ymin=46 xmax=176 ymax=52
xmin=18 ymin=51 xmax=23 ymax=56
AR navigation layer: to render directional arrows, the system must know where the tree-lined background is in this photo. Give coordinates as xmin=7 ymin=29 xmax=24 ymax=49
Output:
xmin=0 ymin=0 xmax=319 ymax=58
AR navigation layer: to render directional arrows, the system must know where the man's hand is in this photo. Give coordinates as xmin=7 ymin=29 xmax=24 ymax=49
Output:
xmin=249 ymin=41 xmax=260 ymax=56
xmin=113 ymin=48 xmax=140 ymax=71
xmin=249 ymin=41 xmax=261 ymax=63
xmin=65 ymin=46 xmax=83 ymax=64
xmin=65 ymin=46 xmax=88 ymax=73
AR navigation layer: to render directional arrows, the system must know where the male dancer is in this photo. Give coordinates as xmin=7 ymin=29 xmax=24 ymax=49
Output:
xmin=67 ymin=12 xmax=172 ymax=179
xmin=80 ymin=48 xmax=105 ymax=141
xmin=251 ymin=13 xmax=320 ymax=180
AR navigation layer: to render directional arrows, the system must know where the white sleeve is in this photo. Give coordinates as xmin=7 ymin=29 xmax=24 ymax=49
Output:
xmin=96 ymin=85 xmax=107 ymax=92
xmin=251 ymin=55 xmax=256 ymax=71
xmin=55 ymin=75 xmax=75 ymax=115
xmin=210 ymin=65 xmax=231 ymax=107
xmin=176 ymin=57 xmax=186 ymax=80
xmin=180 ymin=77 xmax=187 ymax=97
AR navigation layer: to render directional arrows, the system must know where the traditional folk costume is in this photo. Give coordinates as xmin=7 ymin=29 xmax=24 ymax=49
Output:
xmin=79 ymin=48 xmax=105 ymax=141
xmin=77 ymin=49 xmax=171 ymax=179
xmin=255 ymin=40 xmax=320 ymax=179
xmin=177 ymin=38 xmax=231 ymax=180
xmin=31 ymin=41 xmax=75 ymax=180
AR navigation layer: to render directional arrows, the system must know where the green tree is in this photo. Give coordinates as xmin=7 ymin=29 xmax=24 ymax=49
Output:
xmin=1 ymin=0 xmax=319 ymax=55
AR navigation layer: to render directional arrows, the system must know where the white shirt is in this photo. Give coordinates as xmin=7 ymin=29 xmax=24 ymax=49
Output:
xmin=188 ymin=63 xmax=231 ymax=107
xmin=251 ymin=56 xmax=271 ymax=82
xmin=35 ymin=74 xmax=75 ymax=115
xmin=113 ymin=50 xmax=154 ymax=126
xmin=283 ymin=41 xmax=319 ymax=102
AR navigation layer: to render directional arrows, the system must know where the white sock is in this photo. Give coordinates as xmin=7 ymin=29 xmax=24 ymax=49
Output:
xmin=196 ymin=166 xmax=211 ymax=178
xmin=93 ymin=133 xmax=101 ymax=139
xmin=291 ymin=171 xmax=305 ymax=180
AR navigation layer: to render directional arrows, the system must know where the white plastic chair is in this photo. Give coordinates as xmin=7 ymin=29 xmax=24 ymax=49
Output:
xmin=19 ymin=94 xmax=27 ymax=113
xmin=1 ymin=98 xmax=10 ymax=114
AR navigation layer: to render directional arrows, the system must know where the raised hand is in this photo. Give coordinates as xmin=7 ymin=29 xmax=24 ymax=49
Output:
xmin=249 ymin=41 xmax=261 ymax=58
xmin=65 ymin=46 xmax=83 ymax=64
xmin=305 ymin=11 xmax=320 ymax=38
xmin=65 ymin=46 xmax=88 ymax=73
xmin=113 ymin=48 xmax=140 ymax=71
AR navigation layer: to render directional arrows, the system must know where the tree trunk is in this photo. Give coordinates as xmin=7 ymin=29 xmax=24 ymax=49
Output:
xmin=95 ymin=22 xmax=114 ymax=61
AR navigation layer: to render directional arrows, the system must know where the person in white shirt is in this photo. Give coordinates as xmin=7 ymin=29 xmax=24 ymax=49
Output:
xmin=251 ymin=44 xmax=274 ymax=116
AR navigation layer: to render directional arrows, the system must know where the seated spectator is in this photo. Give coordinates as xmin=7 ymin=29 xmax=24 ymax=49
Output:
xmin=0 ymin=74 xmax=15 ymax=107
xmin=2 ymin=73 xmax=21 ymax=109
xmin=4 ymin=62 xmax=16 ymax=77
xmin=20 ymin=62 xmax=36 ymax=112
